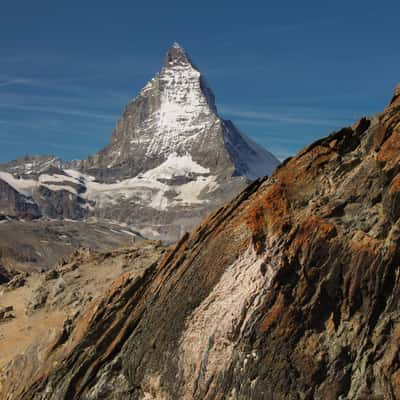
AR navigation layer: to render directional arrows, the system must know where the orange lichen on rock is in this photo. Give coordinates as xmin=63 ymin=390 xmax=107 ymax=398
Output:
xmin=292 ymin=216 xmax=336 ymax=252
xmin=376 ymin=130 xmax=400 ymax=168
xmin=259 ymin=292 xmax=285 ymax=333
xmin=349 ymin=231 xmax=381 ymax=255
xmin=389 ymin=173 xmax=400 ymax=193
xmin=245 ymin=183 xmax=291 ymax=238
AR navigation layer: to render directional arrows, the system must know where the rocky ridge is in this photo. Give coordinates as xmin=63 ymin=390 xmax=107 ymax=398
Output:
xmin=1 ymin=84 xmax=399 ymax=399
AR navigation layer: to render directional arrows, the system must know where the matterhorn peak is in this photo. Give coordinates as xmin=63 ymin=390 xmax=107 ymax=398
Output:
xmin=164 ymin=42 xmax=195 ymax=68
xmin=82 ymin=43 xmax=279 ymax=184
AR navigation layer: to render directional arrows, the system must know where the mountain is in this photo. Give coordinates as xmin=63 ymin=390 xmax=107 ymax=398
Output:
xmin=2 ymin=83 xmax=399 ymax=399
xmin=80 ymin=42 xmax=277 ymax=182
xmin=0 ymin=43 xmax=279 ymax=242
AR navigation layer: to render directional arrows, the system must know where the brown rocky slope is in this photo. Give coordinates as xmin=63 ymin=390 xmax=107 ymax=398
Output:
xmin=2 ymin=84 xmax=400 ymax=399
xmin=0 ymin=240 xmax=165 ymax=395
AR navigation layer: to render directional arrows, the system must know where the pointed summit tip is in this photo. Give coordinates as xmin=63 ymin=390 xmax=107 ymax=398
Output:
xmin=164 ymin=42 xmax=194 ymax=68
xmin=172 ymin=42 xmax=183 ymax=49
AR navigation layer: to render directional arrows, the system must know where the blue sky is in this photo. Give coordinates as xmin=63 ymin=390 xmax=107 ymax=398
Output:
xmin=0 ymin=0 xmax=399 ymax=162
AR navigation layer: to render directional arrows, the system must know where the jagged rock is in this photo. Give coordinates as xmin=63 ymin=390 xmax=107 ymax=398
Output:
xmin=28 ymin=287 xmax=49 ymax=312
xmin=51 ymin=278 xmax=66 ymax=297
xmin=70 ymin=263 xmax=79 ymax=271
xmin=0 ymin=305 xmax=15 ymax=321
xmin=6 ymin=273 xmax=27 ymax=289
xmin=390 ymin=82 xmax=400 ymax=105
xmin=0 ymin=155 xmax=61 ymax=179
xmin=3 ymin=83 xmax=400 ymax=399
xmin=59 ymin=263 xmax=79 ymax=275
xmin=63 ymin=289 xmax=81 ymax=306
xmin=45 ymin=269 xmax=59 ymax=281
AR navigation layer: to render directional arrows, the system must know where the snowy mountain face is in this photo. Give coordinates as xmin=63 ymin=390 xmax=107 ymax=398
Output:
xmin=0 ymin=43 xmax=279 ymax=241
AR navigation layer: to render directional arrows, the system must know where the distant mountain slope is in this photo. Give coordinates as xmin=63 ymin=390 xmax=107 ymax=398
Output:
xmin=0 ymin=219 xmax=144 ymax=275
xmin=3 ymin=83 xmax=399 ymax=399
xmin=0 ymin=43 xmax=279 ymax=241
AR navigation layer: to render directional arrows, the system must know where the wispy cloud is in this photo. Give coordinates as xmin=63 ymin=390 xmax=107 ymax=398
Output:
xmin=0 ymin=78 xmax=34 ymax=88
xmin=0 ymin=103 xmax=117 ymax=121
xmin=0 ymin=75 xmax=104 ymax=98
xmin=220 ymin=106 xmax=351 ymax=126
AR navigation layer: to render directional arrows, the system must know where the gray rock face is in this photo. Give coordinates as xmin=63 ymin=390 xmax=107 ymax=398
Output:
xmin=0 ymin=178 xmax=41 ymax=220
xmin=0 ymin=155 xmax=62 ymax=179
xmin=35 ymin=184 xmax=88 ymax=220
xmin=0 ymin=43 xmax=280 ymax=241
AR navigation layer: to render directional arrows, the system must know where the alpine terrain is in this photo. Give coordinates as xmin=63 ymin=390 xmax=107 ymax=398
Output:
xmin=1 ymin=82 xmax=399 ymax=399
xmin=0 ymin=43 xmax=279 ymax=242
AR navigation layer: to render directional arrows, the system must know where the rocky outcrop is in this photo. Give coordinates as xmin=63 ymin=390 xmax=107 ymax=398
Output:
xmin=0 ymin=306 xmax=15 ymax=322
xmin=2 ymin=85 xmax=400 ymax=399
xmin=0 ymin=179 xmax=40 ymax=220
xmin=35 ymin=184 xmax=88 ymax=220
xmin=0 ymin=155 xmax=62 ymax=179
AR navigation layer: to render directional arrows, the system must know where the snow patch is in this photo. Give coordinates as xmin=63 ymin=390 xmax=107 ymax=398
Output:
xmin=66 ymin=160 xmax=218 ymax=211
xmin=142 ymin=153 xmax=209 ymax=180
xmin=142 ymin=62 xmax=217 ymax=158
xmin=0 ymin=172 xmax=37 ymax=196
xmin=175 ymin=176 xmax=217 ymax=205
